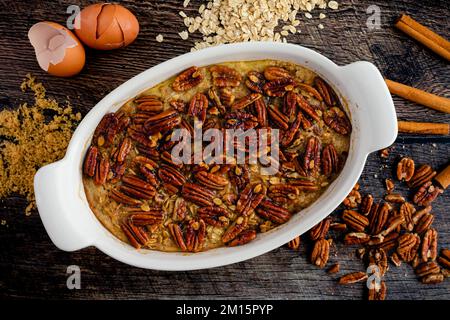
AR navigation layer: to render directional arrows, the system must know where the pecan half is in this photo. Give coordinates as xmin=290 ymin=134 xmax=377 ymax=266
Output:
xmin=303 ymin=136 xmax=321 ymax=175
xmin=231 ymin=93 xmax=262 ymax=111
xmin=144 ymin=110 xmax=181 ymax=135
xmin=121 ymin=174 xmax=156 ymax=200
xmin=121 ymin=220 xmax=148 ymax=249
xmin=409 ymin=164 xmax=437 ymax=189
xmin=254 ymin=98 xmax=268 ymax=127
xmin=281 ymin=113 xmax=302 ymax=147
xmin=172 ymin=197 xmax=187 ymax=222
xmin=182 ymin=183 xmax=215 ymax=206
xmin=384 ymin=193 xmax=405 ymax=203
xmin=135 ymin=96 xmax=164 ymax=114
xmin=112 ymin=137 xmax=132 ymax=163
xmin=287 ymin=236 xmax=301 ymax=250
xmin=93 ymin=113 xmax=119 ymax=147
xmin=360 ymin=194 xmax=374 ymax=215
xmin=210 ymin=65 xmax=242 ymax=87
xmin=397 ymin=157 xmax=415 ymax=182
xmin=222 ymin=216 xmax=248 ymax=243
xmin=415 ymin=261 xmax=441 ymax=278
xmin=385 ymin=178 xmax=395 ymax=193
xmin=368 ymin=202 xmax=390 ymax=235
xmin=268 ymin=184 xmax=299 ymax=204
xmin=172 ymin=66 xmax=203 ymax=92
xmin=283 ymin=91 xmax=297 ymax=119
xmin=421 ymin=273 xmax=444 ymax=284
xmin=264 ymin=66 xmax=292 ymax=81
xmin=256 ymin=200 xmax=291 ymax=224
xmin=437 ymin=249 xmax=450 ymax=269
xmin=195 ymin=171 xmax=228 ymax=190
xmin=94 ymin=156 xmax=110 ymax=185
xmin=224 ymin=111 xmax=259 ymax=130
xmin=129 ymin=209 xmax=164 ymax=226
xmin=158 ymin=164 xmax=186 ymax=189
xmin=188 ymin=92 xmax=208 ymax=122
xmin=413 ymin=181 xmax=443 ymax=207
xmin=344 ymin=232 xmax=370 ymax=245
xmin=321 ymin=144 xmax=339 ymax=176
xmin=219 ymin=87 xmax=235 ymax=106
xmin=397 ymin=233 xmax=420 ymax=262
xmin=264 ymin=78 xmax=295 ymax=97
xmin=309 ymin=218 xmax=331 ymax=241
xmin=339 ymin=271 xmax=368 ymax=284
xmin=421 ymin=228 xmax=438 ymax=262
xmin=229 ymin=165 xmax=250 ymax=191
xmin=368 ymin=281 xmax=386 ymax=301
xmin=311 ymin=239 xmax=330 ymax=268
xmin=297 ymin=94 xmax=320 ymax=122
xmin=185 ymin=219 xmax=206 ymax=252
xmin=342 ymin=210 xmax=369 ymax=232
xmin=110 ymin=189 xmax=142 ymax=206
xmin=323 ymin=107 xmax=351 ymax=135
xmin=83 ymin=146 xmax=98 ymax=177
xmin=168 ymin=223 xmax=188 ymax=251
xmin=267 ymin=104 xmax=289 ymax=130
xmin=414 ymin=212 xmax=434 ymax=234
xmin=198 ymin=206 xmax=231 ymax=227
xmin=400 ymin=202 xmax=416 ymax=231
xmin=367 ymin=248 xmax=388 ymax=276
xmin=236 ymin=184 xmax=266 ymax=216
xmin=289 ymin=179 xmax=320 ymax=191
xmin=227 ymin=229 xmax=257 ymax=247
xmin=245 ymin=71 xmax=266 ymax=93
xmin=314 ymin=77 xmax=335 ymax=106
xmin=297 ymin=83 xmax=323 ymax=102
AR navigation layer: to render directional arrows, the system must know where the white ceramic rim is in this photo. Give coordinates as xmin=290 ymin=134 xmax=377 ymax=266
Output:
xmin=34 ymin=42 xmax=397 ymax=271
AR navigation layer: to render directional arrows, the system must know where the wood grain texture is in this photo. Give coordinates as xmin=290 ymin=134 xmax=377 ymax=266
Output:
xmin=0 ymin=0 xmax=448 ymax=300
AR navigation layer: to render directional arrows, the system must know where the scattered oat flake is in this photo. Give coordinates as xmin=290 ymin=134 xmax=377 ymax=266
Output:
xmin=320 ymin=13 xmax=326 ymax=19
xmin=183 ymin=0 xmax=190 ymax=8
xmin=180 ymin=0 xmax=336 ymax=51
xmin=328 ymin=1 xmax=339 ymax=10
xmin=318 ymin=23 xmax=324 ymax=29
xmin=1 ymin=220 xmax=6 ymax=226
xmin=156 ymin=34 xmax=164 ymax=42
xmin=179 ymin=31 xmax=189 ymax=40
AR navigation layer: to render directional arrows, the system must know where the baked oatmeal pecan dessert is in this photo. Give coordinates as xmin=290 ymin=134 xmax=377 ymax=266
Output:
xmin=82 ymin=60 xmax=351 ymax=252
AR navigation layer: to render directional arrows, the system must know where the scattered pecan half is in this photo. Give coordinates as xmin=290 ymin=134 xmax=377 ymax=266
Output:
xmin=367 ymin=248 xmax=388 ymax=276
xmin=360 ymin=194 xmax=374 ymax=215
xmin=408 ymin=164 xmax=437 ymax=189
xmin=287 ymin=236 xmax=301 ymax=250
xmin=421 ymin=228 xmax=438 ymax=262
xmin=397 ymin=157 xmax=415 ymax=182
xmin=339 ymin=271 xmax=368 ymax=284
xmin=437 ymin=249 xmax=450 ymax=269
xmin=342 ymin=210 xmax=369 ymax=232
xmin=414 ymin=212 xmax=434 ymax=234
xmin=397 ymin=233 xmax=420 ymax=262
xmin=309 ymin=218 xmax=331 ymax=241
xmin=311 ymin=239 xmax=330 ymax=268
xmin=413 ymin=181 xmax=443 ymax=207
xmin=368 ymin=281 xmax=386 ymax=301
xmin=368 ymin=202 xmax=390 ymax=235
xmin=172 ymin=66 xmax=203 ymax=92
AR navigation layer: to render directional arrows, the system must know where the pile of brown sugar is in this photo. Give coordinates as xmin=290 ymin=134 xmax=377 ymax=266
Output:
xmin=0 ymin=74 xmax=81 ymax=215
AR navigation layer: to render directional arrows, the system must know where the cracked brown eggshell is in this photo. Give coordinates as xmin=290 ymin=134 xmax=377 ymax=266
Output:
xmin=74 ymin=3 xmax=139 ymax=50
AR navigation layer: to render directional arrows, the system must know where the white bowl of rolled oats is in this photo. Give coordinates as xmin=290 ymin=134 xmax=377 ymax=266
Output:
xmin=34 ymin=42 xmax=397 ymax=270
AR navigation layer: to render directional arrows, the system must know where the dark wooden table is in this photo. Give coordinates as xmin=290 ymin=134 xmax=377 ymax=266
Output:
xmin=0 ymin=0 xmax=449 ymax=300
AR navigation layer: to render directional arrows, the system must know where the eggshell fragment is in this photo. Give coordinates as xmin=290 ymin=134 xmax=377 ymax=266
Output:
xmin=74 ymin=3 xmax=139 ymax=50
xmin=28 ymin=21 xmax=86 ymax=77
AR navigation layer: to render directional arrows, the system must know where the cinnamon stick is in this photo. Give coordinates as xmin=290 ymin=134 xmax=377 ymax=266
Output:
xmin=398 ymin=121 xmax=449 ymax=135
xmin=395 ymin=14 xmax=450 ymax=61
xmin=435 ymin=164 xmax=450 ymax=190
xmin=386 ymin=80 xmax=450 ymax=114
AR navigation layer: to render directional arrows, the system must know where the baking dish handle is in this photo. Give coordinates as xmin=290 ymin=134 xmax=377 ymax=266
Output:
xmin=341 ymin=61 xmax=398 ymax=153
xmin=34 ymin=160 xmax=92 ymax=251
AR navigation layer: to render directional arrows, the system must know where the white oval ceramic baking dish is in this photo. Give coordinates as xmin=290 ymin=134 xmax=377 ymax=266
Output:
xmin=34 ymin=42 xmax=397 ymax=270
